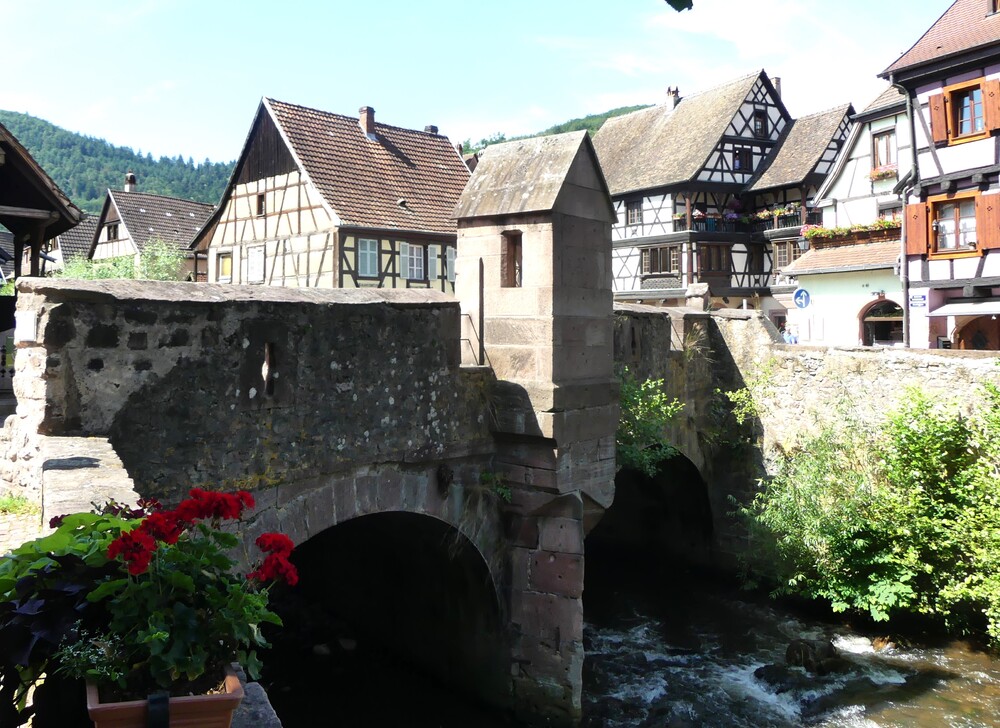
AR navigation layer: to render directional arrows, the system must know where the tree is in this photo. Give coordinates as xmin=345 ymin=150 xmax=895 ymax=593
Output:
xmin=665 ymin=0 xmax=693 ymax=9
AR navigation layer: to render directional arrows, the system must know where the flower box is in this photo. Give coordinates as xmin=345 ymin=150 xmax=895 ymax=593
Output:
xmin=86 ymin=665 xmax=244 ymax=728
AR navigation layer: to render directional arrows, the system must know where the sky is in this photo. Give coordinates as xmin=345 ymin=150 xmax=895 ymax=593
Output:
xmin=2 ymin=0 xmax=950 ymax=165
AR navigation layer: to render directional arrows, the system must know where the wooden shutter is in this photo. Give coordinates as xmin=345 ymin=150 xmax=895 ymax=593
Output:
xmin=976 ymin=193 xmax=1000 ymax=250
xmin=904 ymin=202 xmax=929 ymax=255
xmin=984 ymin=79 xmax=1000 ymax=133
xmin=641 ymin=248 xmax=650 ymax=274
xmin=928 ymin=93 xmax=950 ymax=145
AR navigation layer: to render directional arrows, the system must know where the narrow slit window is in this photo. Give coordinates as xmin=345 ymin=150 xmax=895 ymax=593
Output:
xmin=262 ymin=342 xmax=275 ymax=396
xmin=501 ymin=231 xmax=522 ymax=287
xmin=256 ymin=194 xmax=266 ymax=217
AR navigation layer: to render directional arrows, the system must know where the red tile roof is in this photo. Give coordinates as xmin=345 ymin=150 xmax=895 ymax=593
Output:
xmin=265 ymin=98 xmax=469 ymax=234
xmin=783 ymin=240 xmax=899 ymax=275
xmin=882 ymin=0 xmax=1000 ymax=77
xmin=108 ymin=190 xmax=214 ymax=254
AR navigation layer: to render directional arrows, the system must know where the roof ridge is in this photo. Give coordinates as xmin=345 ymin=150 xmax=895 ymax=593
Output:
xmin=795 ymin=102 xmax=852 ymax=120
xmin=266 ymin=97 xmax=448 ymax=138
xmin=111 ymin=189 xmax=214 ymax=207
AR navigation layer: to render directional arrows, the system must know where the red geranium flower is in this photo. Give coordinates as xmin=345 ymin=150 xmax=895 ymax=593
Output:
xmin=141 ymin=511 xmax=185 ymax=545
xmin=248 ymin=553 xmax=299 ymax=586
xmin=107 ymin=528 xmax=157 ymax=576
xmin=256 ymin=533 xmax=294 ymax=557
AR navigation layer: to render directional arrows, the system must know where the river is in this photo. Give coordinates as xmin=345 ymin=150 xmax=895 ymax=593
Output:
xmin=263 ymin=549 xmax=1000 ymax=727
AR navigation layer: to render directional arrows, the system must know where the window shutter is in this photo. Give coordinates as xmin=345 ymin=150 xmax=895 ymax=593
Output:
xmin=984 ymin=79 xmax=1000 ymax=133
xmin=904 ymin=202 xmax=928 ymax=255
xmin=976 ymin=194 xmax=1000 ymax=250
xmin=641 ymin=249 xmax=650 ymax=274
xmin=928 ymin=93 xmax=949 ymax=145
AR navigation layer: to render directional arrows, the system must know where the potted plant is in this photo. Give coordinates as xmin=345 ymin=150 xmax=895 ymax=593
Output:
xmin=0 ymin=490 xmax=297 ymax=728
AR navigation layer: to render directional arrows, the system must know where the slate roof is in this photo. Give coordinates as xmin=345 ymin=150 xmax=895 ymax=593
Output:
xmin=862 ymin=85 xmax=906 ymax=114
xmin=782 ymin=240 xmax=899 ymax=276
xmin=265 ymin=98 xmax=470 ymax=234
xmin=57 ymin=215 xmax=98 ymax=260
xmin=882 ymin=0 xmax=1000 ymax=77
xmin=748 ymin=105 xmax=852 ymax=193
xmin=454 ymin=131 xmax=613 ymax=220
xmin=593 ymin=72 xmax=767 ymax=195
xmin=104 ymin=190 xmax=214 ymax=254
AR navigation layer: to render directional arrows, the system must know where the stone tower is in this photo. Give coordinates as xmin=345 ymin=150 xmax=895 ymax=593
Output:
xmin=453 ymin=131 xmax=617 ymax=723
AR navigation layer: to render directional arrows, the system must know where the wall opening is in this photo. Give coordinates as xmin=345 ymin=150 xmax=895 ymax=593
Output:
xmin=262 ymin=512 xmax=509 ymax=725
xmin=860 ymin=299 xmax=903 ymax=346
xmin=501 ymin=231 xmax=522 ymax=288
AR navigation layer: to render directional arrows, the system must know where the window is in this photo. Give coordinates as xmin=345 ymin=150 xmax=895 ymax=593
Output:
xmin=256 ymin=194 xmax=266 ymax=217
xmin=698 ymin=244 xmax=731 ymax=273
xmin=247 ymin=246 xmax=265 ymax=284
xmin=753 ymin=109 xmax=768 ymax=138
xmin=216 ymin=252 xmax=232 ymax=282
xmin=929 ymin=78 xmax=998 ymax=145
xmin=933 ymin=198 xmax=977 ymax=251
xmin=955 ymin=86 xmax=985 ymax=137
xmin=905 ymin=192 xmax=1000 ymax=257
xmin=642 ymin=245 xmax=680 ymax=274
xmin=501 ymin=231 xmax=522 ymax=287
xmin=400 ymin=242 xmax=424 ymax=280
xmin=106 ymin=223 xmax=119 ymax=241
xmin=626 ymin=200 xmax=643 ymax=225
xmin=357 ymin=238 xmax=378 ymax=278
xmin=733 ymin=147 xmax=752 ymax=172
xmin=773 ymin=241 xmax=802 ymax=270
xmin=446 ymin=246 xmax=456 ymax=283
xmin=872 ymin=130 xmax=895 ymax=169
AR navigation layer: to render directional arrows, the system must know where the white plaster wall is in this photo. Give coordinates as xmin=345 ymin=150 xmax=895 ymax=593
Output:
xmin=785 ymin=269 xmax=901 ymax=346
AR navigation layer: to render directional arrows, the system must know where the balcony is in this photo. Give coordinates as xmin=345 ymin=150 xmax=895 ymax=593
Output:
xmin=750 ymin=210 xmax=822 ymax=234
xmin=672 ymin=217 xmax=749 ymax=233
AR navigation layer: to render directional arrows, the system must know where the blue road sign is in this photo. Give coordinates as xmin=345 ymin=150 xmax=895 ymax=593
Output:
xmin=793 ymin=288 xmax=811 ymax=309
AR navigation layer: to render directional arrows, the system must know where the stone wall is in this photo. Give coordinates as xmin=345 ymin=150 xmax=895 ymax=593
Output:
xmin=11 ymin=279 xmax=495 ymax=503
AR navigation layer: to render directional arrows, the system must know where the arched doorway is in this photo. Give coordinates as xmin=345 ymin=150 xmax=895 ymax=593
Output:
xmin=860 ymin=299 xmax=903 ymax=346
xmin=262 ymin=512 xmax=509 ymax=726
xmin=957 ymin=317 xmax=1000 ymax=350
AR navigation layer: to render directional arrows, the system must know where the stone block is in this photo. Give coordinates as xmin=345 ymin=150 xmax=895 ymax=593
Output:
xmin=538 ymin=517 xmax=583 ymax=554
xmin=528 ymin=551 xmax=584 ymax=598
xmin=333 ymin=478 xmax=358 ymax=523
xmin=510 ymin=591 xmax=583 ymax=644
xmin=506 ymin=515 xmax=539 ymax=549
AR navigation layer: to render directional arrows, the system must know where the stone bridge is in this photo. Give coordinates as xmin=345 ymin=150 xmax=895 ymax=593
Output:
xmin=5 ymin=278 xmax=1000 ymax=725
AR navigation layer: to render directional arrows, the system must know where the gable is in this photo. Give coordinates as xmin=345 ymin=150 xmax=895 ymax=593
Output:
xmin=235 ymin=108 xmax=298 ymax=185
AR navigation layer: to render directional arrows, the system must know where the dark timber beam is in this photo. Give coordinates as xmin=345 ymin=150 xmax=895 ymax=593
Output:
xmin=0 ymin=205 xmax=60 ymax=221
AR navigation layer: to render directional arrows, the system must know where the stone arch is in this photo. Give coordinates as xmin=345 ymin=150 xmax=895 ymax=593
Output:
xmin=242 ymin=461 xmax=511 ymax=710
xmin=859 ymin=298 xmax=904 ymax=346
xmin=956 ymin=316 xmax=1000 ymax=350
xmin=586 ymin=452 xmax=713 ymax=565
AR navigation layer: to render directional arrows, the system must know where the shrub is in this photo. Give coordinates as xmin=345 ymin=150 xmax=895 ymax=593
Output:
xmin=742 ymin=386 xmax=1000 ymax=642
xmin=616 ymin=367 xmax=684 ymax=477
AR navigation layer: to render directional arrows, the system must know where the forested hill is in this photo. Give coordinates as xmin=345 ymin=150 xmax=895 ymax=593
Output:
xmin=0 ymin=110 xmax=234 ymax=214
xmin=461 ymin=104 xmax=652 ymax=154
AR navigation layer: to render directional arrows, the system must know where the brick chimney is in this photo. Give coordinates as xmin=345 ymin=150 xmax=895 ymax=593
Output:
xmin=124 ymin=170 xmax=137 ymax=192
xmin=667 ymin=86 xmax=681 ymax=109
xmin=359 ymin=106 xmax=376 ymax=139
xmin=424 ymin=125 xmax=439 ymax=134
xmin=773 ymin=77 xmax=782 ymax=98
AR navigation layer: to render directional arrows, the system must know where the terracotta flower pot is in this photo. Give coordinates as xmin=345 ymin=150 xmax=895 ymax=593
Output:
xmin=85 ymin=665 xmax=244 ymax=728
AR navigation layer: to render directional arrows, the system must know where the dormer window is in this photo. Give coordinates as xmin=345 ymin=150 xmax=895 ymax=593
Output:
xmin=753 ymin=109 xmax=768 ymax=138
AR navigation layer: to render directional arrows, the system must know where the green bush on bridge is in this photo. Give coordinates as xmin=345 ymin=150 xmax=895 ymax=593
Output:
xmin=742 ymin=385 xmax=1000 ymax=645
xmin=616 ymin=367 xmax=684 ymax=478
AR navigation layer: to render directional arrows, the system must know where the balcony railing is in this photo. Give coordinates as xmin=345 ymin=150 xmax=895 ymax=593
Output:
xmin=671 ymin=210 xmax=821 ymax=234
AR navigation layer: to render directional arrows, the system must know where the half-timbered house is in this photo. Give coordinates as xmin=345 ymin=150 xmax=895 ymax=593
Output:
xmin=192 ymin=99 xmax=470 ymax=292
xmin=778 ymin=86 xmax=911 ymax=346
xmin=886 ymin=0 xmax=1000 ymax=349
xmin=592 ymin=71 xmax=851 ymax=316
xmin=90 ymin=174 xmax=214 ymax=281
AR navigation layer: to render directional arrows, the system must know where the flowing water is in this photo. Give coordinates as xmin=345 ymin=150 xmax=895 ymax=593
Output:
xmin=581 ymin=555 xmax=1000 ymax=728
